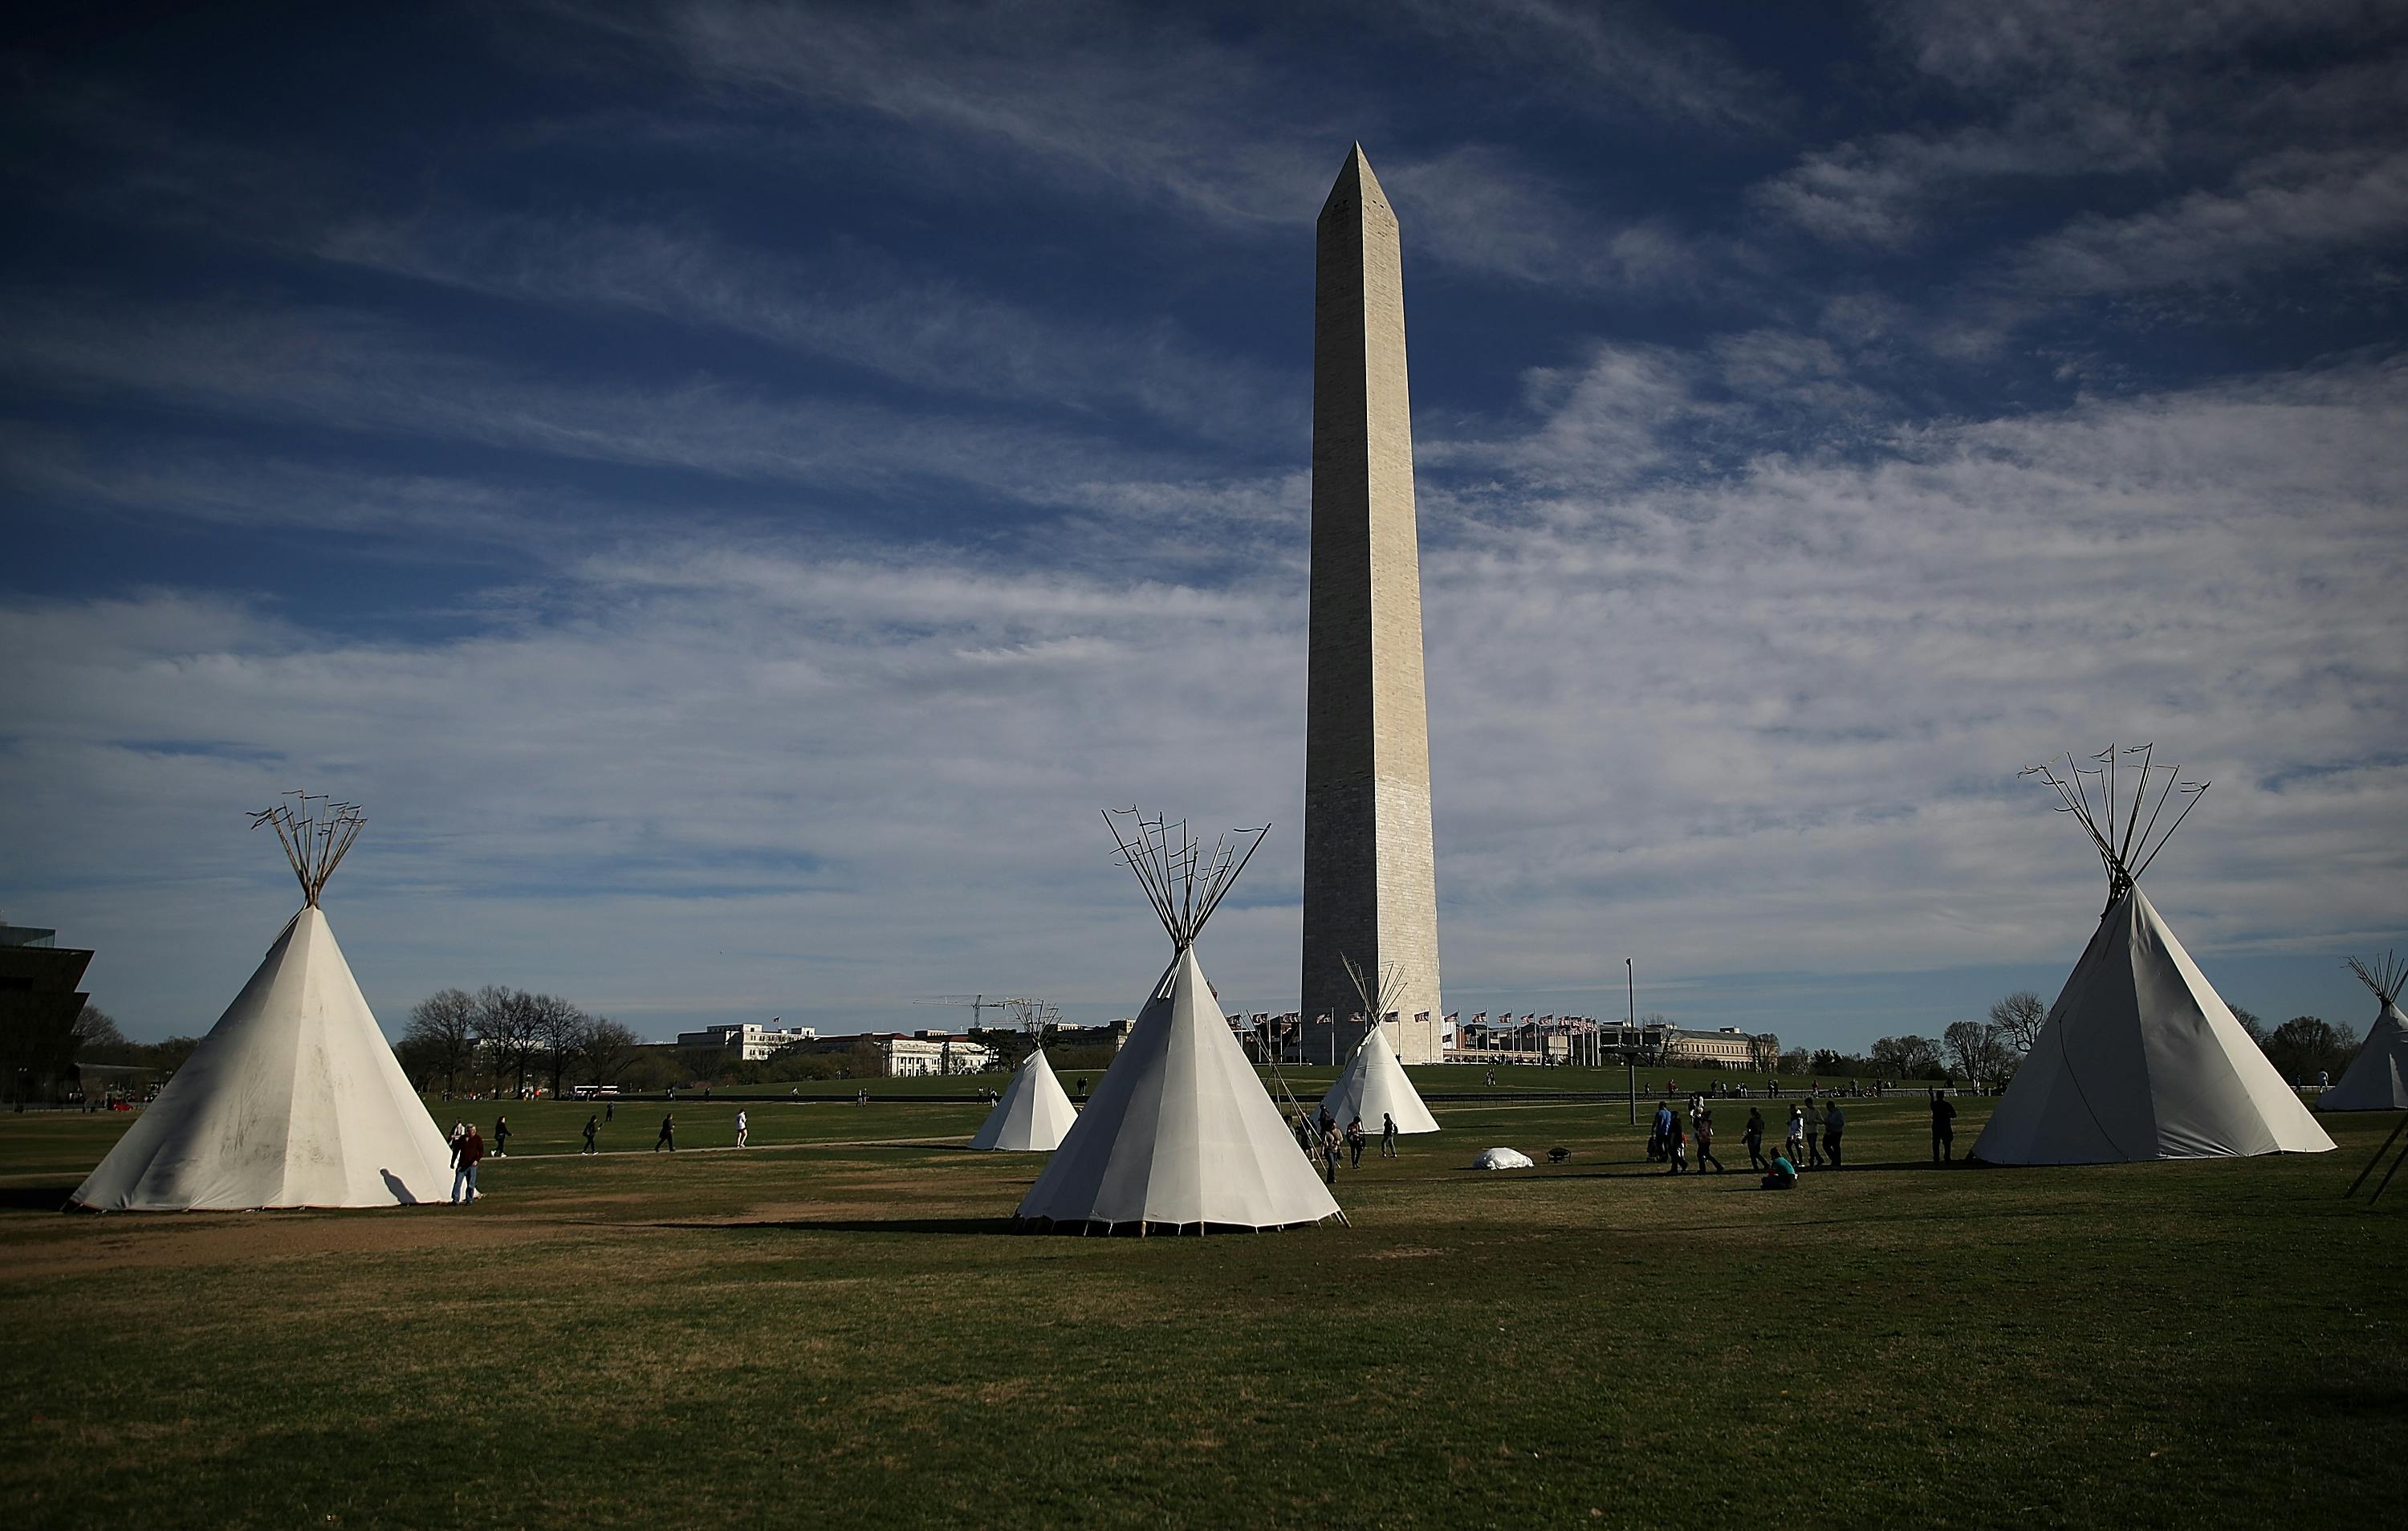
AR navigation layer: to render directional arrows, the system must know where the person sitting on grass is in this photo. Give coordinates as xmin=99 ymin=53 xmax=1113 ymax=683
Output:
xmin=1760 ymin=1150 xmax=1798 ymax=1191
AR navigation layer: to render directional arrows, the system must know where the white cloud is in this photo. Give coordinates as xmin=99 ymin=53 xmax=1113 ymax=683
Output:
xmin=9 ymin=349 xmax=2403 ymax=1045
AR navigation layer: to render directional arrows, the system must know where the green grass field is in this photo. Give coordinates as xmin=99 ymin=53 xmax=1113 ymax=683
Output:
xmin=3 ymin=1093 xmax=2402 ymax=1529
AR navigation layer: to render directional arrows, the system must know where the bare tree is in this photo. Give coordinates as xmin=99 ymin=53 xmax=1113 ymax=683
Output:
xmin=1746 ymin=1031 xmax=1780 ymax=1074
xmin=473 ymin=985 xmax=542 ymax=1096
xmin=71 ymin=1004 xmax=128 ymax=1060
xmin=1987 ymin=990 xmax=2048 ymax=1055
xmin=528 ymin=993 xmax=590 ymax=1098
xmin=1869 ymin=1034 xmax=1944 ymax=1079
xmin=1942 ymin=1020 xmax=2016 ymax=1092
xmin=403 ymin=988 xmax=478 ymax=1094
xmin=575 ymin=1017 xmax=646 ymax=1088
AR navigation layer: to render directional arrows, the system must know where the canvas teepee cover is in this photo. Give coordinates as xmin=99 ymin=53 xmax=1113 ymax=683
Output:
xmin=1320 ymin=1025 xmax=1438 ymax=1134
xmin=71 ymin=798 xmax=454 ymax=1211
xmin=1974 ymin=888 xmax=2332 ymax=1163
xmin=970 ymin=1047 xmax=1079 ymax=1150
xmin=1014 ymin=812 xmax=1340 ymax=1233
xmin=2319 ymin=954 xmax=2408 ymax=1112
xmin=1017 ymin=946 xmax=1340 ymax=1231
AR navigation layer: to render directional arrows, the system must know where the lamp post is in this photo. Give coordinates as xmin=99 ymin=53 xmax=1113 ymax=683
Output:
xmin=1625 ymin=957 xmax=1637 ymax=1125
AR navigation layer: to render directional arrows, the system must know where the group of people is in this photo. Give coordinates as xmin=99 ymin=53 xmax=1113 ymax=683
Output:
xmin=1291 ymin=1107 xmax=1400 ymax=1183
xmin=1648 ymin=1095 xmax=1849 ymax=1188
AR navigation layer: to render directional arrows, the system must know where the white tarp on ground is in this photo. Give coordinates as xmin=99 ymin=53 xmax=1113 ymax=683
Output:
xmin=1471 ymin=1146 xmax=1532 ymax=1170
xmin=970 ymin=1047 xmax=1078 ymax=1150
xmin=70 ymin=906 xmax=454 ymax=1211
xmin=1973 ymin=888 xmax=2334 ymax=1165
xmin=2319 ymin=1003 xmax=2408 ymax=1111
xmin=1015 ymin=946 xmax=1340 ymax=1232
xmin=1320 ymin=1025 xmax=1439 ymax=1134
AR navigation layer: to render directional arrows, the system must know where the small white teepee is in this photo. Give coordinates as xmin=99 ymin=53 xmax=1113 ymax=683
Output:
xmin=71 ymin=796 xmax=455 ymax=1211
xmin=1318 ymin=955 xmax=1438 ymax=1135
xmin=1973 ymin=748 xmax=2333 ymax=1166
xmin=970 ymin=1047 xmax=1079 ymax=1150
xmin=2319 ymin=952 xmax=2408 ymax=1112
xmin=1015 ymin=812 xmax=1342 ymax=1234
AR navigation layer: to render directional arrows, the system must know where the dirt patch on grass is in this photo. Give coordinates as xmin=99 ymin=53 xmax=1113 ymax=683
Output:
xmin=3 ymin=1203 xmax=578 ymax=1277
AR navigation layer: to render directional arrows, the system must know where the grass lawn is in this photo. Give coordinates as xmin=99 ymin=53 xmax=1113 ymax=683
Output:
xmin=2 ymin=1093 xmax=2402 ymax=1529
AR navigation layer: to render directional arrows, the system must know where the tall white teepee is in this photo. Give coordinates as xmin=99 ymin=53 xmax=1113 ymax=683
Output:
xmin=2319 ymin=951 xmax=2408 ymax=1112
xmin=1015 ymin=812 xmax=1342 ymax=1234
xmin=1319 ymin=955 xmax=1438 ymax=1134
xmin=71 ymin=796 xmax=454 ymax=1211
xmin=1974 ymin=747 xmax=2333 ymax=1166
xmin=971 ymin=1046 xmax=1079 ymax=1150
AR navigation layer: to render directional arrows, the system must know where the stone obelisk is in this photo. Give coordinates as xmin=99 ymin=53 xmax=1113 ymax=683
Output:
xmin=1302 ymin=145 xmax=1442 ymax=1065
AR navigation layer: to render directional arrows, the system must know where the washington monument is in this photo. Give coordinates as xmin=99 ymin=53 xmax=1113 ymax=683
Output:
xmin=1301 ymin=145 xmax=1442 ymax=1065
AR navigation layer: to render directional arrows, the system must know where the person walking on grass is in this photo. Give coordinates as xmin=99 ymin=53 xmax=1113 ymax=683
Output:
xmin=605 ymin=1101 xmax=614 ymax=1124
xmin=1320 ymin=1122 xmax=1342 ymax=1186
xmin=447 ymin=1121 xmax=468 ymax=1167
xmin=1696 ymin=1110 xmax=1726 ymax=1173
xmin=735 ymin=1110 xmax=749 ymax=1148
xmin=581 ymin=1114 xmax=599 ymax=1155
xmin=1381 ymin=1112 xmax=1399 ymax=1158
xmin=493 ymin=1115 xmax=511 ymax=1158
xmin=655 ymin=1114 xmax=676 ymax=1152
xmin=1823 ymin=1101 xmax=1846 ymax=1169
xmin=451 ymin=1125 xmax=484 ymax=1203
xmin=1663 ymin=1117 xmax=1687 ymax=1175
xmin=1930 ymin=1089 xmax=1957 ymax=1163
xmin=1652 ymin=1100 xmax=1676 ymax=1163
xmin=1786 ymin=1105 xmax=1808 ymax=1167
xmin=1346 ymin=1116 xmax=1366 ymax=1170
xmin=1743 ymin=1107 xmax=1767 ymax=1171
xmin=1803 ymin=1100 xmax=1826 ymax=1168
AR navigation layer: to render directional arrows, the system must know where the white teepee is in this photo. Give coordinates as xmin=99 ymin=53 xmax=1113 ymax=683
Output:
xmin=2319 ymin=952 xmax=2408 ymax=1112
xmin=970 ymin=1046 xmax=1079 ymax=1150
xmin=1974 ymin=749 xmax=2333 ymax=1166
xmin=1319 ymin=956 xmax=1438 ymax=1134
xmin=1015 ymin=812 xmax=1342 ymax=1234
xmin=71 ymin=798 xmax=454 ymax=1211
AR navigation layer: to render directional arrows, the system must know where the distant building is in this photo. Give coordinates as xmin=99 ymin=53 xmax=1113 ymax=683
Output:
xmin=0 ymin=922 xmax=94 ymax=1104
xmin=1445 ymin=1015 xmax=1775 ymax=1069
xmin=675 ymin=1021 xmax=819 ymax=1061
xmin=795 ymin=1030 xmax=999 ymax=1077
xmin=1662 ymin=1025 xmax=1768 ymax=1069
xmin=1050 ymin=1016 xmax=1137 ymax=1053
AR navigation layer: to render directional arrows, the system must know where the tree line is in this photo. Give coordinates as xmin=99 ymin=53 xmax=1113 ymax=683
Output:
xmin=396 ymin=987 xmax=645 ymax=1097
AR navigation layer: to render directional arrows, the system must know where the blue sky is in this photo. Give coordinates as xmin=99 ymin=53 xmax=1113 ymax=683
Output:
xmin=4 ymin=1 xmax=2405 ymax=1048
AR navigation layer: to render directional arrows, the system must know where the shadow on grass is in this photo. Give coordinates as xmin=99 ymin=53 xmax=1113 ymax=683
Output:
xmin=661 ymin=1215 xmax=1019 ymax=1236
xmin=1530 ymin=1158 xmax=1971 ymax=1180
xmin=0 ymin=1186 xmax=79 ymax=1211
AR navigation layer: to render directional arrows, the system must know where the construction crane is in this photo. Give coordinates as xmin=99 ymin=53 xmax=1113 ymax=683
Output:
xmin=913 ymin=995 xmax=1022 ymax=1028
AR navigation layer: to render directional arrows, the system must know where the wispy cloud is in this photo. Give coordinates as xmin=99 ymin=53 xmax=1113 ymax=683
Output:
xmin=10 ymin=352 xmax=2402 ymax=1036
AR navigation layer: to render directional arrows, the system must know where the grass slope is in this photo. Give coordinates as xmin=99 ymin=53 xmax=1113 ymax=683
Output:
xmin=2 ymin=1097 xmax=2402 ymax=1529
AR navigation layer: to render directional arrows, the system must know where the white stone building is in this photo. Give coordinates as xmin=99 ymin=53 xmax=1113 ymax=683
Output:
xmin=675 ymin=1021 xmax=820 ymax=1062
